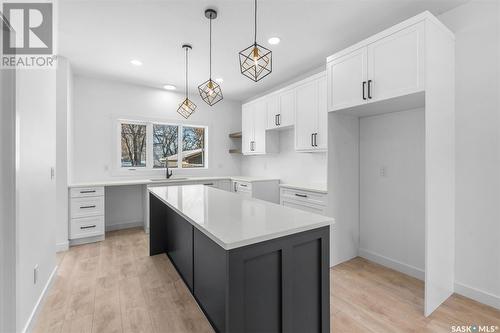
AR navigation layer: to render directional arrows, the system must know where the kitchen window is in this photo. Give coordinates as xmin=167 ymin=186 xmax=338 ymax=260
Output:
xmin=119 ymin=120 xmax=207 ymax=170
xmin=121 ymin=123 xmax=147 ymax=168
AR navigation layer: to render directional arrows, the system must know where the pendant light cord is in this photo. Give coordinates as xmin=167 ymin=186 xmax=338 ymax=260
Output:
xmin=254 ymin=0 xmax=257 ymax=44
xmin=185 ymin=47 xmax=188 ymax=100
xmin=209 ymin=16 xmax=212 ymax=79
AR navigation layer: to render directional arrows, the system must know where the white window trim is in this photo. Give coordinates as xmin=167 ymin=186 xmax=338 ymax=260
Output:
xmin=113 ymin=118 xmax=208 ymax=176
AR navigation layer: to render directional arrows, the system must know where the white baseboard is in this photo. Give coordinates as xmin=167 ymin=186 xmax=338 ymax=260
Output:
xmin=69 ymin=234 xmax=105 ymax=246
xmin=359 ymin=248 xmax=425 ymax=281
xmin=455 ymin=281 xmax=500 ymax=310
xmin=105 ymin=220 xmax=143 ymax=232
xmin=56 ymin=241 xmax=69 ymax=252
xmin=22 ymin=265 xmax=58 ymax=333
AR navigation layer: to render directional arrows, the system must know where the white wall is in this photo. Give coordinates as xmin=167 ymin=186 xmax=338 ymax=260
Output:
xmin=0 ymin=67 xmax=17 ymax=333
xmin=359 ymin=108 xmax=425 ymax=279
xmin=71 ymin=75 xmax=242 ymax=230
xmin=439 ymin=1 xmax=500 ymax=308
xmin=16 ymin=70 xmax=57 ymax=332
xmin=105 ymin=185 xmax=144 ymax=231
xmin=71 ymin=75 xmax=242 ymax=183
xmin=241 ymin=128 xmax=327 ymax=185
xmin=55 ymin=57 xmax=72 ymax=251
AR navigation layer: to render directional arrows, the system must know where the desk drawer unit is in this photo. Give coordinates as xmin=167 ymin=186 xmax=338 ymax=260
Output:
xmin=69 ymin=186 xmax=105 ymax=243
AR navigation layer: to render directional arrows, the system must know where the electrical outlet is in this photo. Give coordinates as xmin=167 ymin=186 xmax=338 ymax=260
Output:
xmin=34 ymin=265 xmax=39 ymax=284
xmin=379 ymin=166 xmax=387 ymax=177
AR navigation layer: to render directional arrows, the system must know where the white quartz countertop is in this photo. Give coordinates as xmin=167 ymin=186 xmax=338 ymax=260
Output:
xmin=279 ymin=183 xmax=328 ymax=194
xmin=69 ymin=176 xmax=279 ymax=188
xmin=149 ymin=185 xmax=333 ymax=250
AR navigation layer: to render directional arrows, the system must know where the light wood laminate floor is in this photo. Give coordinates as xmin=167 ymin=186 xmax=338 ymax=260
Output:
xmin=34 ymin=228 xmax=500 ymax=333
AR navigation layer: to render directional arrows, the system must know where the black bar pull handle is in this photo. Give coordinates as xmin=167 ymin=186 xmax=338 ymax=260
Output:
xmin=275 ymin=114 xmax=278 ymax=126
xmin=278 ymin=114 xmax=281 ymax=126
xmin=80 ymin=205 xmax=96 ymax=209
xmin=368 ymin=80 xmax=372 ymax=99
xmin=362 ymin=81 xmax=367 ymax=100
xmin=295 ymin=193 xmax=308 ymax=198
xmin=311 ymin=133 xmax=314 ymax=147
xmin=204 ymin=183 xmax=214 ymax=186
xmin=314 ymin=133 xmax=318 ymax=147
xmin=80 ymin=225 xmax=96 ymax=229
xmin=240 ymin=183 xmax=248 ymax=187
xmin=80 ymin=190 xmax=96 ymax=194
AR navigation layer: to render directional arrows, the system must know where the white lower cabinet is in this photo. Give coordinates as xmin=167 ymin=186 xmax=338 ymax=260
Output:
xmin=69 ymin=186 xmax=105 ymax=243
xmin=280 ymin=185 xmax=332 ymax=266
xmin=279 ymin=186 xmax=327 ymax=215
xmin=231 ymin=179 xmax=280 ymax=204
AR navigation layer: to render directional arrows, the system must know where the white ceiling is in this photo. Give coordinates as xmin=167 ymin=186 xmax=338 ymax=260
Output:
xmin=58 ymin=0 xmax=466 ymax=101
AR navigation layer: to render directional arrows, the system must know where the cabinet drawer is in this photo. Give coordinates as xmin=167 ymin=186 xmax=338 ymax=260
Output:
xmin=280 ymin=188 xmax=327 ymax=206
xmin=282 ymin=199 xmax=327 ymax=215
xmin=234 ymin=181 xmax=252 ymax=193
xmin=70 ymin=216 xmax=104 ymax=239
xmin=70 ymin=196 xmax=104 ymax=218
xmin=70 ymin=186 xmax=104 ymax=198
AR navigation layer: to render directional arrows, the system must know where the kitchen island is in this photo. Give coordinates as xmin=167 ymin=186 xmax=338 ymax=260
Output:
xmin=149 ymin=184 xmax=333 ymax=333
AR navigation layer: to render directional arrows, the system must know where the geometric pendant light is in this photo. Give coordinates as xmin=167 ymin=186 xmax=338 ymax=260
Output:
xmin=177 ymin=44 xmax=197 ymax=119
xmin=198 ymin=9 xmax=223 ymax=106
xmin=238 ymin=0 xmax=272 ymax=82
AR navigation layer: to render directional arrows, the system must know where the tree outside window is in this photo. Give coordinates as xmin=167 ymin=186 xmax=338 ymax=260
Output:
xmin=153 ymin=124 xmax=179 ymax=168
xmin=121 ymin=123 xmax=146 ymax=167
xmin=120 ymin=121 xmax=206 ymax=170
xmin=182 ymin=126 xmax=205 ymax=168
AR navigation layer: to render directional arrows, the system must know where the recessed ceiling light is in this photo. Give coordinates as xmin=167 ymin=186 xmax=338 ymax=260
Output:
xmin=215 ymin=78 xmax=223 ymax=83
xmin=130 ymin=59 xmax=143 ymax=66
xmin=163 ymin=84 xmax=177 ymax=91
xmin=268 ymin=37 xmax=281 ymax=45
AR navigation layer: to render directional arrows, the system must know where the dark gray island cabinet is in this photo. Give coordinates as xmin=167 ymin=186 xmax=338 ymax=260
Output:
xmin=149 ymin=185 xmax=333 ymax=333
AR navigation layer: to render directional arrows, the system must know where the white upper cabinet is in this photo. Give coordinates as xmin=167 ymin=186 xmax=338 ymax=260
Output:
xmin=367 ymin=22 xmax=425 ymax=102
xmin=242 ymin=72 xmax=325 ymax=154
xmin=253 ymin=99 xmax=268 ymax=154
xmin=327 ymin=21 xmax=425 ymax=112
xmin=295 ymin=73 xmax=327 ymax=152
xmin=242 ymin=100 xmax=278 ymax=155
xmin=267 ymin=89 xmax=295 ymax=130
xmin=327 ymin=47 xmax=367 ymax=111
xmin=316 ymin=77 xmax=328 ymax=150
xmin=241 ymin=103 xmax=254 ymax=155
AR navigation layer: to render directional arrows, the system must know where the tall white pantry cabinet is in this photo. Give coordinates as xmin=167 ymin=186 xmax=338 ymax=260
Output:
xmin=326 ymin=11 xmax=455 ymax=316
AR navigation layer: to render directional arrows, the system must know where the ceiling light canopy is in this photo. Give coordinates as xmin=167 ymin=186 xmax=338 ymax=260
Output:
xmin=238 ymin=0 xmax=272 ymax=82
xmin=268 ymin=37 xmax=280 ymax=45
xmin=177 ymin=44 xmax=197 ymax=119
xmin=163 ymin=84 xmax=176 ymax=90
xmin=130 ymin=59 xmax=142 ymax=66
xmin=198 ymin=9 xmax=223 ymax=106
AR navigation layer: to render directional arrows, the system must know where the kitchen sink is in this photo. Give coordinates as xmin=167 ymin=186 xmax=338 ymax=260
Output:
xmin=149 ymin=177 xmax=188 ymax=182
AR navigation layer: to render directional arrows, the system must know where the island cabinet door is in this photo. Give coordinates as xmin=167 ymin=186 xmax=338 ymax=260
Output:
xmin=193 ymin=229 xmax=228 ymax=333
xmin=165 ymin=206 xmax=194 ymax=291
xmin=226 ymin=226 xmax=330 ymax=333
